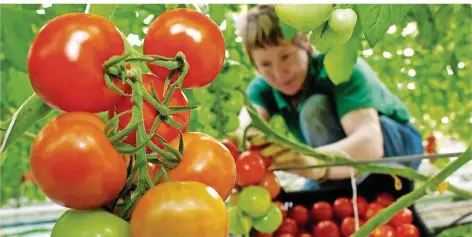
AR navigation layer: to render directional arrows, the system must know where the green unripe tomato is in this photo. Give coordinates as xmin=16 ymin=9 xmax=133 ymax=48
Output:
xmin=51 ymin=209 xmax=130 ymax=237
xmin=275 ymin=4 xmax=333 ymax=32
xmin=328 ymin=8 xmax=358 ymax=33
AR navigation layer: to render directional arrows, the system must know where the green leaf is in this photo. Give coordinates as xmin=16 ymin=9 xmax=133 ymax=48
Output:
xmin=88 ymin=4 xmax=118 ymax=19
xmin=0 ymin=6 xmax=39 ymax=71
xmin=279 ymin=20 xmax=297 ymax=41
xmin=0 ymin=94 xmax=53 ymax=155
xmin=354 ymin=4 xmax=411 ymax=47
xmin=210 ymin=4 xmax=226 ymax=26
xmin=5 ymin=68 xmax=34 ymax=107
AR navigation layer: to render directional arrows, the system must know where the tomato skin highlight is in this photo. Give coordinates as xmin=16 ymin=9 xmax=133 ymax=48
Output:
xmin=236 ymin=150 xmax=266 ymax=187
xmin=28 ymin=13 xmax=125 ymax=113
xmin=30 ymin=112 xmax=126 ymax=209
xmin=130 ymin=181 xmax=228 ymax=237
xmin=144 ymin=8 xmax=225 ymax=88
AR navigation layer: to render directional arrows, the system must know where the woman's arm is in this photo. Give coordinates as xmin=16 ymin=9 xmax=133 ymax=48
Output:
xmin=316 ymin=107 xmax=384 ymax=180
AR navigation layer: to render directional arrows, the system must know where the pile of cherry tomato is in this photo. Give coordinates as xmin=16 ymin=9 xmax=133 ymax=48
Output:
xmin=253 ymin=193 xmax=420 ymax=237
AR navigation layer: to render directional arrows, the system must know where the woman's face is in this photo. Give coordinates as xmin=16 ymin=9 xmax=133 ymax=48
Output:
xmin=251 ymin=39 xmax=310 ymax=95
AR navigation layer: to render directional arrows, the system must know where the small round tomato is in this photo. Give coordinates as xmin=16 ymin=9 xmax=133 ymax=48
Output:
xmin=28 ymin=13 xmax=125 ymax=113
xmin=365 ymin=203 xmax=384 ymax=220
xmin=340 ymin=217 xmax=366 ymax=237
xmin=376 ymin=193 xmax=395 ymax=207
xmin=249 ymin=145 xmax=272 ymax=168
xmin=395 ymin=224 xmax=419 ymax=237
xmin=313 ymin=220 xmax=341 ymax=237
xmin=289 ymin=205 xmax=309 ymax=226
xmin=334 ymin=198 xmax=354 ymax=219
xmin=277 ymin=218 xmax=298 ymax=236
xmin=258 ymin=172 xmax=281 ymax=199
xmin=30 ymin=112 xmax=126 ymax=209
xmin=352 ymin=196 xmax=368 ymax=218
xmin=236 ymin=150 xmax=266 ymax=187
xmin=144 ymin=8 xmax=225 ymax=88
xmin=51 ymin=209 xmax=130 ymax=237
xmin=389 ymin=208 xmax=413 ymax=227
xmin=111 ymin=74 xmax=190 ymax=150
xmin=253 ymin=203 xmax=283 ymax=233
xmin=275 ymin=201 xmax=288 ymax=218
xmin=228 ymin=206 xmax=252 ymax=235
xmin=131 ymin=181 xmax=227 ymax=237
xmin=162 ymin=132 xmax=236 ymax=200
xmin=311 ymin=201 xmax=334 ymax=221
xmin=222 ymin=139 xmax=240 ymax=161
xmin=238 ymin=186 xmax=272 ymax=218
xmin=369 ymin=224 xmax=396 ymax=237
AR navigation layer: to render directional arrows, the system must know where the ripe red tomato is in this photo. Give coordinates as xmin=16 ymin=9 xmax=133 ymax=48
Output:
xmin=376 ymin=193 xmax=395 ymax=207
xmin=275 ymin=201 xmax=288 ymax=218
xmin=395 ymin=224 xmax=419 ymax=237
xmin=131 ymin=181 xmax=228 ymax=237
xmin=369 ymin=224 xmax=396 ymax=237
xmin=352 ymin=196 xmax=368 ymax=218
xmin=340 ymin=217 xmax=366 ymax=237
xmin=30 ymin=112 xmax=126 ymax=209
xmin=365 ymin=203 xmax=384 ymax=220
xmin=389 ymin=208 xmax=413 ymax=227
xmin=258 ymin=172 xmax=281 ymax=199
xmin=277 ymin=218 xmax=298 ymax=236
xmin=236 ymin=150 xmax=266 ymax=187
xmin=163 ymin=132 xmax=236 ymax=200
xmin=289 ymin=205 xmax=309 ymax=226
xmin=313 ymin=220 xmax=341 ymax=237
xmin=144 ymin=8 xmax=225 ymax=88
xmin=334 ymin=198 xmax=354 ymax=219
xmin=111 ymin=74 xmax=190 ymax=149
xmin=221 ymin=139 xmax=240 ymax=161
xmin=311 ymin=201 xmax=334 ymax=221
xmin=28 ymin=13 xmax=125 ymax=113
xmin=250 ymin=145 xmax=272 ymax=168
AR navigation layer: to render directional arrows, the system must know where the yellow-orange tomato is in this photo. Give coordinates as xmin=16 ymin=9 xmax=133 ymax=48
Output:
xmin=160 ymin=132 xmax=236 ymax=200
xmin=130 ymin=181 xmax=228 ymax=237
xmin=30 ymin=112 xmax=126 ymax=209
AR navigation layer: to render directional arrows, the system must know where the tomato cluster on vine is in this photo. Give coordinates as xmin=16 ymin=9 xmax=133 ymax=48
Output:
xmin=26 ymin=7 xmax=234 ymax=237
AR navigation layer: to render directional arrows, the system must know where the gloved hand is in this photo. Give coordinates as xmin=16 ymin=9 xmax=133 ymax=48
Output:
xmin=247 ymin=129 xmax=328 ymax=182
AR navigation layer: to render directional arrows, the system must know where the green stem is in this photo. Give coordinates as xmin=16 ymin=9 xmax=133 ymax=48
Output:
xmin=354 ymin=142 xmax=472 ymax=237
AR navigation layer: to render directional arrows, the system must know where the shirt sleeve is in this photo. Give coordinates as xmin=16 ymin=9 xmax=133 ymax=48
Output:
xmin=246 ymin=77 xmax=278 ymax=115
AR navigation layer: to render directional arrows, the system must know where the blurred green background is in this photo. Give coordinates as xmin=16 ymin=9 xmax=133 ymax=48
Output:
xmin=0 ymin=4 xmax=471 ymax=206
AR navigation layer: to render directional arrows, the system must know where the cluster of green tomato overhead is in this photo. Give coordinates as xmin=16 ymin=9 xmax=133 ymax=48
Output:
xmin=275 ymin=4 xmax=360 ymax=85
xmin=191 ymin=60 xmax=245 ymax=138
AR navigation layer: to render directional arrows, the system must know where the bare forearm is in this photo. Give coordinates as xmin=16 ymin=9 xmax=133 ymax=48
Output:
xmin=316 ymin=123 xmax=384 ymax=180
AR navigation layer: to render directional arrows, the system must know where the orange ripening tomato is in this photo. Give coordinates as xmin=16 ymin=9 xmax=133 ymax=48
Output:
xmin=143 ymin=8 xmax=225 ymax=88
xmin=258 ymin=171 xmax=281 ymax=199
xmin=111 ymin=74 xmax=190 ymax=150
xmin=161 ymin=132 xmax=236 ymax=200
xmin=28 ymin=13 xmax=126 ymax=113
xmin=30 ymin=112 xmax=126 ymax=209
xmin=131 ymin=181 xmax=228 ymax=237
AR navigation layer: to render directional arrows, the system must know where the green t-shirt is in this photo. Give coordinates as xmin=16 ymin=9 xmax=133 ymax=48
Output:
xmin=246 ymin=54 xmax=411 ymax=143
